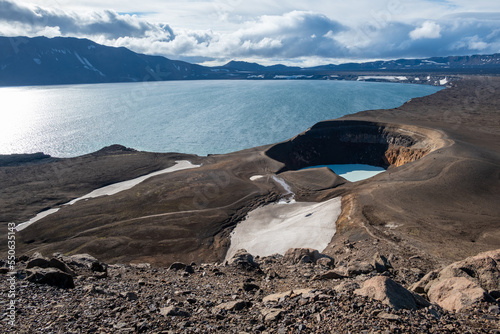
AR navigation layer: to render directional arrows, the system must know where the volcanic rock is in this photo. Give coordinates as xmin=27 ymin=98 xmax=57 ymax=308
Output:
xmin=261 ymin=308 xmax=284 ymax=322
xmin=26 ymin=257 xmax=50 ymax=269
xmin=354 ymin=276 xmax=429 ymax=310
xmin=160 ymin=306 xmax=190 ymax=317
xmin=427 ymin=277 xmax=487 ymax=312
xmin=227 ymin=249 xmax=260 ymax=271
xmin=214 ymin=300 xmax=250 ymax=311
xmin=373 ymin=253 xmax=392 ymax=273
xmin=312 ymin=270 xmax=345 ymax=280
xmin=26 ymin=267 xmax=75 ymax=289
xmin=49 ymin=258 xmax=75 ymax=276
xmin=412 ymin=249 xmax=500 ymax=311
xmin=169 ymin=262 xmax=187 ymax=270
xmin=346 ymin=261 xmax=374 ymax=277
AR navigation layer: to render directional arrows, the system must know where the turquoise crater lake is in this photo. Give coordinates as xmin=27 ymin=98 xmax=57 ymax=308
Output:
xmin=0 ymin=80 xmax=442 ymax=157
xmin=303 ymin=164 xmax=386 ymax=182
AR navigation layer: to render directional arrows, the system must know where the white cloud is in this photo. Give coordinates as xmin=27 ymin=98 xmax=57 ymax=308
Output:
xmin=453 ymin=35 xmax=490 ymax=51
xmin=0 ymin=0 xmax=174 ymax=39
xmin=36 ymin=25 xmax=61 ymax=38
xmin=0 ymin=0 xmax=500 ymax=66
xmin=409 ymin=21 xmax=442 ymax=40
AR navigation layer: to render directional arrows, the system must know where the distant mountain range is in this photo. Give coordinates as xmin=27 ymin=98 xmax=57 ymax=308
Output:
xmin=1 ymin=36 xmax=499 ymax=86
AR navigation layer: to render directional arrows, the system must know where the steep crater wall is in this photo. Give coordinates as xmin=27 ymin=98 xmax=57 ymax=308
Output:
xmin=265 ymin=120 xmax=447 ymax=172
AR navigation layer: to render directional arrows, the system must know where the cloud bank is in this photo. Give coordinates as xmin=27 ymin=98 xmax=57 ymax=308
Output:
xmin=0 ymin=0 xmax=499 ymax=66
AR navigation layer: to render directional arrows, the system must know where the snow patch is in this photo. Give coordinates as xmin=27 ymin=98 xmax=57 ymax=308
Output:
xmin=274 ymin=75 xmax=313 ymax=79
xmin=225 ymin=197 xmax=341 ymax=260
xmin=67 ymin=161 xmax=200 ymax=205
xmin=385 ymin=223 xmax=399 ymax=229
xmin=16 ymin=208 xmax=60 ymax=231
xmin=74 ymin=51 xmax=86 ymax=65
xmin=357 ymin=76 xmax=408 ymax=82
xmin=82 ymin=57 xmax=93 ymax=68
xmin=16 ymin=161 xmax=201 ymax=231
xmin=272 ymin=175 xmax=294 ymax=199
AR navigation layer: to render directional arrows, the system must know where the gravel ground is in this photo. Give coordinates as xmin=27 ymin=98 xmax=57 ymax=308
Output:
xmin=1 ymin=251 xmax=499 ymax=333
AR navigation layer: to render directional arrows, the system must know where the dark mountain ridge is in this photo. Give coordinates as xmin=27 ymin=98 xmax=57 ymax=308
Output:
xmin=0 ymin=36 xmax=208 ymax=86
xmin=1 ymin=35 xmax=499 ymax=86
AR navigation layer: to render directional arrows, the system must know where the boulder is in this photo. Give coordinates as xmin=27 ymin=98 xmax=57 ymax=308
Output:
xmin=283 ymin=248 xmax=334 ymax=266
xmin=169 ymin=262 xmax=187 ymax=270
xmin=346 ymin=261 xmax=374 ymax=276
xmin=334 ymin=280 xmax=360 ymax=293
xmin=283 ymin=247 xmax=315 ymax=263
xmin=49 ymin=258 xmax=75 ymax=276
xmin=227 ymin=249 xmax=260 ymax=270
xmin=160 ymin=306 xmax=190 ymax=317
xmin=214 ymin=300 xmax=250 ymax=311
xmin=427 ymin=277 xmax=487 ymax=312
xmin=17 ymin=255 xmax=29 ymax=262
xmin=30 ymin=252 xmax=44 ymax=259
xmin=437 ymin=249 xmax=500 ymax=293
xmin=316 ymin=257 xmax=335 ymax=268
xmin=261 ymin=308 xmax=283 ymax=322
xmin=91 ymin=261 xmax=107 ymax=272
xmin=377 ymin=312 xmax=400 ymax=321
xmin=354 ymin=276 xmax=429 ymax=310
xmin=241 ymin=283 xmax=260 ymax=292
xmin=26 ymin=258 xmax=50 ymax=269
xmin=26 ymin=267 xmax=75 ymax=289
xmin=410 ymin=269 xmax=439 ymax=294
xmin=90 ymin=261 xmax=108 ymax=278
xmin=312 ymin=270 xmax=345 ymax=280
xmin=373 ymin=253 xmax=392 ymax=273
xmin=27 ymin=257 xmax=75 ymax=276
xmin=263 ymin=289 xmax=314 ymax=303
xmin=65 ymin=254 xmax=98 ymax=268
xmin=411 ymin=249 xmax=500 ymax=311
xmin=121 ymin=291 xmax=138 ymax=301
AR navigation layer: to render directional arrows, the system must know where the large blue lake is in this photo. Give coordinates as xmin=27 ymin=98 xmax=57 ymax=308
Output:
xmin=0 ymin=80 xmax=442 ymax=157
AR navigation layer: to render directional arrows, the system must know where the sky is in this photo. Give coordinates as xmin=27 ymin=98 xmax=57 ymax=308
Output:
xmin=0 ymin=0 xmax=499 ymax=66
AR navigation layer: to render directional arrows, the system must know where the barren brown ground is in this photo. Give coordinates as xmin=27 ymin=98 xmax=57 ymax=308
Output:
xmin=1 ymin=76 xmax=499 ymax=270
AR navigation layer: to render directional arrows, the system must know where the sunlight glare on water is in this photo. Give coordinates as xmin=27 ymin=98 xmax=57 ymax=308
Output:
xmin=0 ymin=88 xmax=41 ymax=151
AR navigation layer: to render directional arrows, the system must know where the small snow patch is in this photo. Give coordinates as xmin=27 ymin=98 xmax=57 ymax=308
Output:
xmin=357 ymin=76 xmax=408 ymax=82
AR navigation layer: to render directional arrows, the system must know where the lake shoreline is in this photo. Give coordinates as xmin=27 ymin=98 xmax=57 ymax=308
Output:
xmin=0 ymin=79 xmax=442 ymax=158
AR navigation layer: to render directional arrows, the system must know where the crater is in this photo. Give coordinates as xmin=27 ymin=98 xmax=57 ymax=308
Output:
xmin=265 ymin=120 xmax=448 ymax=173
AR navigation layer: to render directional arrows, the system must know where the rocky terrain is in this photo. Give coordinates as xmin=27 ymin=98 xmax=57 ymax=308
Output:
xmin=2 ymin=247 xmax=499 ymax=333
xmin=1 ymin=76 xmax=500 ymax=331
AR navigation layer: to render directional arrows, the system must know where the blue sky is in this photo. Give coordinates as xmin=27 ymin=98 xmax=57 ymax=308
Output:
xmin=0 ymin=0 xmax=499 ymax=66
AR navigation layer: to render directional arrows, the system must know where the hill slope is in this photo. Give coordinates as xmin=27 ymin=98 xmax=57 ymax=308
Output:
xmin=0 ymin=36 xmax=208 ymax=85
xmin=1 ymin=36 xmax=500 ymax=86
